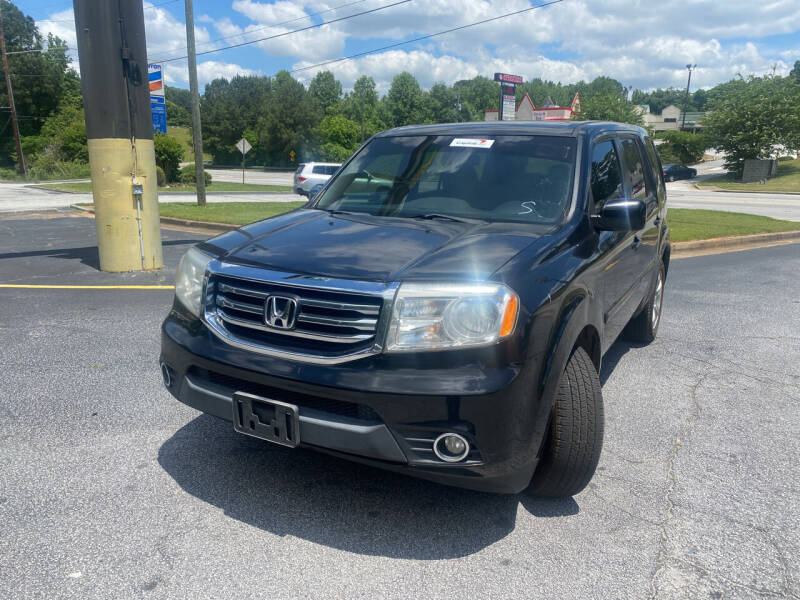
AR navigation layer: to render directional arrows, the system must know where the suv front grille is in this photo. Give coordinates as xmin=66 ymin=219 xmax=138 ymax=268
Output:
xmin=205 ymin=274 xmax=387 ymax=358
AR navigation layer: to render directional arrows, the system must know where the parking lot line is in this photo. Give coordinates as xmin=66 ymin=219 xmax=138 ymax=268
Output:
xmin=0 ymin=284 xmax=175 ymax=290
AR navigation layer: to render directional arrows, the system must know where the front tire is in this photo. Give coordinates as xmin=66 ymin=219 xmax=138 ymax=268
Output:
xmin=528 ymin=347 xmax=604 ymax=497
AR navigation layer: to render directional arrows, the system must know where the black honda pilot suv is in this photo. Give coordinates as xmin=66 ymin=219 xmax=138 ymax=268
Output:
xmin=160 ymin=121 xmax=670 ymax=497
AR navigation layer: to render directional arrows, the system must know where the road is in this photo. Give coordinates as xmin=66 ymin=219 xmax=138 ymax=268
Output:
xmin=664 ymin=158 xmax=800 ymax=221
xmin=204 ymin=168 xmax=294 ymax=186
xmin=1 ymin=214 xmax=798 ymax=599
xmin=0 ymin=180 xmax=302 ymax=213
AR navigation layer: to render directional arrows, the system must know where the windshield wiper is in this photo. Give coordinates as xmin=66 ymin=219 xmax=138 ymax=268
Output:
xmin=321 ymin=209 xmax=365 ymax=217
xmin=407 ymin=213 xmax=485 ymax=224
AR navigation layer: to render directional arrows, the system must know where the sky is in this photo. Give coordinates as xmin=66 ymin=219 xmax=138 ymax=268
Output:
xmin=22 ymin=0 xmax=800 ymax=95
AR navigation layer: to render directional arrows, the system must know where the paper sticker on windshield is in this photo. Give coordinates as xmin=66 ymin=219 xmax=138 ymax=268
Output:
xmin=450 ymin=138 xmax=495 ymax=149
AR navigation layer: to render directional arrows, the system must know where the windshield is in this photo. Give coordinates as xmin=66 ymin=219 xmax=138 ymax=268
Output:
xmin=314 ymin=134 xmax=577 ymax=224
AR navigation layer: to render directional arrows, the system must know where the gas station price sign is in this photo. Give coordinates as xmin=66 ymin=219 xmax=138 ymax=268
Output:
xmin=494 ymin=73 xmax=522 ymax=121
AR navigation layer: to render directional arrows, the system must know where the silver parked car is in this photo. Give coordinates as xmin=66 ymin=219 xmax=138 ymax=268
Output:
xmin=293 ymin=162 xmax=341 ymax=197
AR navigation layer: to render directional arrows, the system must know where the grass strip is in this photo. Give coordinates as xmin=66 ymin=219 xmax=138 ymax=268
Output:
xmin=33 ymin=181 xmax=292 ymax=194
xmin=76 ymin=202 xmax=799 ymax=241
xmin=696 ymin=158 xmax=800 ymax=193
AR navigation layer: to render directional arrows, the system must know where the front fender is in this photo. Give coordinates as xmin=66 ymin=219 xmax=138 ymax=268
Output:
xmin=517 ymin=286 xmax=603 ymax=463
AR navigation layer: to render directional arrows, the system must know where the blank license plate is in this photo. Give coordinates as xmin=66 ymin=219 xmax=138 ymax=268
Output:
xmin=232 ymin=392 xmax=300 ymax=448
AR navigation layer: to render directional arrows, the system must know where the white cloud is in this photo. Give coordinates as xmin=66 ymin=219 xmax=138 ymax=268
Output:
xmin=36 ymin=0 xmax=800 ymax=94
xmin=196 ymin=60 xmax=260 ymax=86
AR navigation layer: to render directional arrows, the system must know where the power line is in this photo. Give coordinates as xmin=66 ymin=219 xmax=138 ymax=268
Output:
xmin=153 ymin=0 xmax=369 ymax=61
xmin=158 ymin=0 xmax=412 ymax=63
xmin=290 ymin=0 xmax=564 ymax=75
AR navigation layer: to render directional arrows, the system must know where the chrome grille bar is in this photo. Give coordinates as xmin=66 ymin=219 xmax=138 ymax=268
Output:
xmin=217 ymin=309 xmax=374 ymax=343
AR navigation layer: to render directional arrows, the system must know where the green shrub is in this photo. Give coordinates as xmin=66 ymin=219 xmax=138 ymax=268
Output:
xmin=178 ymin=164 xmax=212 ymax=186
xmin=156 ymin=166 xmax=166 ymax=187
xmin=0 ymin=167 xmax=21 ymax=181
xmin=154 ymin=133 xmax=184 ymax=182
xmin=659 ymin=131 xmax=707 ymax=164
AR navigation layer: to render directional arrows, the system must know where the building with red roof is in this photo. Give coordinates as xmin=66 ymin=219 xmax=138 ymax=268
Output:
xmin=485 ymin=93 xmax=581 ymax=122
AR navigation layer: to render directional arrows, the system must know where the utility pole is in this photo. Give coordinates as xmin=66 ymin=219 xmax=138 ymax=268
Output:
xmin=184 ymin=0 xmax=206 ymax=206
xmin=681 ymin=64 xmax=696 ymax=131
xmin=73 ymin=0 xmax=163 ymax=272
xmin=0 ymin=8 xmax=25 ymax=175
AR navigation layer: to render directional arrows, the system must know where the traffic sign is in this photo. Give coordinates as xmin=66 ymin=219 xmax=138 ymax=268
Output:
xmin=236 ymin=138 xmax=252 ymax=155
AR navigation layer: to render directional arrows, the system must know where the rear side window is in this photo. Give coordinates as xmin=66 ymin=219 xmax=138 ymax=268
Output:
xmin=618 ymin=138 xmax=647 ymax=199
xmin=589 ymin=140 xmax=624 ymax=210
xmin=644 ymin=138 xmax=666 ymax=204
xmin=312 ymin=165 xmax=338 ymax=175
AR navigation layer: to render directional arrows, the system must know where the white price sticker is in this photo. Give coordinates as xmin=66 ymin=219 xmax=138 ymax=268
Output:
xmin=450 ymin=138 xmax=495 ymax=149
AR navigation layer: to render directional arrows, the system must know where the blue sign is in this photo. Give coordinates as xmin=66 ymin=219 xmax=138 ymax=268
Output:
xmin=151 ymin=96 xmax=167 ymax=134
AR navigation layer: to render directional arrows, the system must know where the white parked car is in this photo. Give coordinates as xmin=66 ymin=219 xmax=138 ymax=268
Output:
xmin=293 ymin=162 xmax=341 ymax=197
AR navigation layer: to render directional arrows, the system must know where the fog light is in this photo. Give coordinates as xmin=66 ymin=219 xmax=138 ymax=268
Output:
xmin=433 ymin=433 xmax=470 ymax=462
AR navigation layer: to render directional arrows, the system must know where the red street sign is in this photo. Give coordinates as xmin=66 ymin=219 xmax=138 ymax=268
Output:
xmin=494 ymin=73 xmax=523 ymax=84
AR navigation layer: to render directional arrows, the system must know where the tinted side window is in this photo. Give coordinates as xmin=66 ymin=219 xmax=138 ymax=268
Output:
xmin=619 ymin=138 xmax=647 ymax=199
xmin=590 ymin=140 xmax=624 ymax=210
xmin=312 ymin=165 xmax=328 ymax=175
xmin=644 ymin=137 xmax=666 ymax=205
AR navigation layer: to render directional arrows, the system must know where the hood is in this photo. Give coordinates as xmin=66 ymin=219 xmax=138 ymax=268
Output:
xmin=215 ymin=209 xmax=551 ymax=282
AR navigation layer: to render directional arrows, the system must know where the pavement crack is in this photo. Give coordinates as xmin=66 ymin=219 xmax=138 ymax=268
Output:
xmin=648 ymin=373 xmax=707 ymax=600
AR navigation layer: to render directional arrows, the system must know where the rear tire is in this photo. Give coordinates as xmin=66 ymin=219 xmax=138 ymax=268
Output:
xmin=528 ymin=347 xmax=604 ymax=497
xmin=625 ymin=263 xmax=665 ymax=344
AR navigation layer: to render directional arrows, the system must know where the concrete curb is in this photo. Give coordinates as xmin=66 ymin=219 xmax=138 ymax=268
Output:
xmin=694 ymin=182 xmax=800 ymax=195
xmin=672 ymin=230 xmax=800 ymax=256
xmin=70 ymin=204 xmax=237 ymax=232
xmin=71 ymin=204 xmax=800 ymax=255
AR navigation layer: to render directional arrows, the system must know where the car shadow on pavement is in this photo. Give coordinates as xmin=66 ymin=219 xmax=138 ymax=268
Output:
xmin=158 ymin=414 xmax=579 ymax=559
xmin=599 ymin=339 xmax=646 ymax=386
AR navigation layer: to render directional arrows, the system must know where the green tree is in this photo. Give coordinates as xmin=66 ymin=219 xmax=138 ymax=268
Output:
xmin=423 ymin=83 xmax=458 ymax=124
xmin=384 ymin=72 xmax=424 ymax=127
xmin=658 ymin=131 xmax=707 ymax=164
xmin=153 ymin=133 xmax=184 ymax=182
xmin=165 ymin=99 xmax=191 ymax=127
xmin=0 ymin=1 xmax=77 ymax=167
xmin=202 ymin=75 xmax=272 ymax=164
xmin=341 ymin=75 xmax=381 ymax=142
xmin=452 ymin=76 xmax=499 ymax=121
xmin=703 ymin=75 xmax=800 ymax=176
xmin=575 ymin=92 xmax=643 ymax=125
xmin=315 ymin=114 xmax=360 ymax=161
xmin=791 ymin=60 xmax=800 ymax=83
xmin=165 ymin=85 xmax=192 ymax=113
xmin=256 ymin=71 xmax=318 ymax=165
xmin=308 ymin=70 xmax=342 ymax=114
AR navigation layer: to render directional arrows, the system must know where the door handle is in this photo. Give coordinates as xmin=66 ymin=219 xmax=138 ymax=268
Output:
xmin=632 ymin=236 xmax=642 ymax=249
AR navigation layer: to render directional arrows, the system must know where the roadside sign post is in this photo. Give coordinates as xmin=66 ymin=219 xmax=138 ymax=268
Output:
xmin=494 ymin=73 xmax=523 ymax=121
xmin=236 ymin=138 xmax=252 ymax=184
xmin=148 ymin=63 xmax=166 ymax=134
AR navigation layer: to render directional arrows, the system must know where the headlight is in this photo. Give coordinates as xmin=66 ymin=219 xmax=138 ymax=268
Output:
xmin=175 ymin=247 xmax=212 ymax=317
xmin=386 ymin=282 xmax=519 ymax=351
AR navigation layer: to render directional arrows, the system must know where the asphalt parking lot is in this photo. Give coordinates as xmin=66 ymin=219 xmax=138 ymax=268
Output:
xmin=1 ymin=214 xmax=798 ymax=599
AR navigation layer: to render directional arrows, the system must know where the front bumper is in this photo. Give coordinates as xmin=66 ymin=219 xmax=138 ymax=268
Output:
xmin=160 ymin=307 xmax=545 ymax=493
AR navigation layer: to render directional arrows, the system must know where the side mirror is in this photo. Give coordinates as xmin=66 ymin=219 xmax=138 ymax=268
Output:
xmin=592 ymin=197 xmax=646 ymax=232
